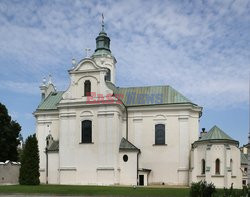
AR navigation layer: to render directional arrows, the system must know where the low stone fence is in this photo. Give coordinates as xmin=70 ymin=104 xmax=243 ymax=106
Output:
xmin=0 ymin=160 xmax=20 ymax=185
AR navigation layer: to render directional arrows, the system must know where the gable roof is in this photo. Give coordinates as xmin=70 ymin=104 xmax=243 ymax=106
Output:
xmin=37 ymin=91 xmax=64 ymax=110
xmin=119 ymin=138 xmax=140 ymax=152
xmin=47 ymin=140 xmax=59 ymax=152
xmin=106 ymin=82 xmax=196 ymax=107
xmin=195 ymin=125 xmax=239 ymax=145
xmin=36 ymin=83 xmax=198 ymax=111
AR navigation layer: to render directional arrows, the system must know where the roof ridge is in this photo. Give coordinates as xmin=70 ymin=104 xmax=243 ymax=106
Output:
xmin=117 ymin=84 xmax=170 ymax=89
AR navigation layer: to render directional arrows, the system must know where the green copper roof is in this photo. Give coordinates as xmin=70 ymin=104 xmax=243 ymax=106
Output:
xmin=36 ymin=83 xmax=197 ymax=111
xmin=198 ymin=125 xmax=237 ymax=143
xmin=37 ymin=91 xmax=64 ymax=110
xmin=241 ymin=153 xmax=248 ymax=165
xmin=92 ymin=29 xmax=111 ymax=57
xmin=92 ymin=49 xmax=112 ymax=57
xmin=106 ymin=82 xmax=194 ymax=106
xmin=119 ymin=138 xmax=140 ymax=151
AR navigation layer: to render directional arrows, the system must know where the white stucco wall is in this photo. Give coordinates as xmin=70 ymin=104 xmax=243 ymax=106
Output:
xmin=191 ymin=142 xmax=242 ymax=189
xmin=127 ymin=106 xmax=200 ymax=186
xmin=35 ymin=56 xmax=202 ymax=186
xmin=119 ymin=151 xmax=138 ymax=185
xmin=48 ymin=152 xmax=59 ymax=184
xmin=36 ymin=112 xmax=59 ymax=184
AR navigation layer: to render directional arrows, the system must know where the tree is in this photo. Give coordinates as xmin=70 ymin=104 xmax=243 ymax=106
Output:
xmin=19 ymin=134 xmax=40 ymax=185
xmin=0 ymin=102 xmax=21 ymax=162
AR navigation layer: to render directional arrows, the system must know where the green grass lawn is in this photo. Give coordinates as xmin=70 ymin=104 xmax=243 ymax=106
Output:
xmin=0 ymin=184 xmax=190 ymax=196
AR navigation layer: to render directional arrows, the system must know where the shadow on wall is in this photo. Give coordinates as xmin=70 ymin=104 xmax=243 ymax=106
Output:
xmin=0 ymin=161 xmax=20 ymax=185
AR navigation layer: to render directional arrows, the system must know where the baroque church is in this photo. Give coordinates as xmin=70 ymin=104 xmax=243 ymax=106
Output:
xmin=34 ymin=23 xmax=245 ymax=188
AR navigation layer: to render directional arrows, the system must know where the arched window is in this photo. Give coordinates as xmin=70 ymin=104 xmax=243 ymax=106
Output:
xmin=215 ymin=159 xmax=220 ymax=174
xmin=155 ymin=124 xmax=165 ymax=145
xmin=84 ymin=80 xmax=91 ymax=96
xmin=81 ymin=120 xmax=92 ymax=143
xmin=105 ymin=68 xmax=111 ymax=81
xmin=201 ymin=159 xmax=206 ymax=174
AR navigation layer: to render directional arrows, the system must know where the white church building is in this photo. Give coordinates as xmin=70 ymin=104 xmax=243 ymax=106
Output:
xmin=34 ymin=24 xmax=243 ymax=188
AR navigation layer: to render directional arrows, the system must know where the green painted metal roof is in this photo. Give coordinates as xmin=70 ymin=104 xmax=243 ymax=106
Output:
xmin=106 ymin=82 xmax=194 ymax=106
xmin=37 ymin=91 xmax=64 ymax=110
xmin=36 ymin=83 xmax=196 ymax=111
xmin=92 ymin=49 xmax=112 ymax=57
xmin=119 ymin=138 xmax=139 ymax=151
xmin=241 ymin=153 xmax=248 ymax=165
xmin=198 ymin=125 xmax=237 ymax=142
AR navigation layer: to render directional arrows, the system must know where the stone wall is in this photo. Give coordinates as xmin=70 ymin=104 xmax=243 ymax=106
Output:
xmin=0 ymin=161 xmax=20 ymax=185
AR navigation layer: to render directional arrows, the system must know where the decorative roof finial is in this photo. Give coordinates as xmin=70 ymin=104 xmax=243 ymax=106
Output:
xmin=85 ymin=48 xmax=91 ymax=57
xmin=48 ymin=74 xmax=52 ymax=84
xmin=101 ymin=13 xmax=104 ymax=32
xmin=42 ymin=77 xmax=46 ymax=86
xmin=72 ymin=58 xmax=76 ymax=67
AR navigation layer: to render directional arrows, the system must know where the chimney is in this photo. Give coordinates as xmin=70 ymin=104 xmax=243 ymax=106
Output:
xmin=199 ymin=128 xmax=207 ymax=139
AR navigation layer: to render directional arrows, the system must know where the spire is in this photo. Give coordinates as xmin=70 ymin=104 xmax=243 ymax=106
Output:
xmin=92 ymin=14 xmax=111 ymax=56
xmin=101 ymin=13 xmax=104 ymax=32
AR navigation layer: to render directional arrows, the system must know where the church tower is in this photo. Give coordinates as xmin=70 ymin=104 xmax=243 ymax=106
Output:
xmin=91 ymin=16 xmax=117 ymax=84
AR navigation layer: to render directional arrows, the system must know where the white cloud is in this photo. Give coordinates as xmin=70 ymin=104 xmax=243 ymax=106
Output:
xmin=0 ymin=0 xmax=249 ymax=109
xmin=0 ymin=80 xmax=39 ymax=95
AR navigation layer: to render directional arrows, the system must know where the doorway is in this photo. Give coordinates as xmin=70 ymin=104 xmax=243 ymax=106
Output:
xmin=139 ymin=175 xmax=144 ymax=186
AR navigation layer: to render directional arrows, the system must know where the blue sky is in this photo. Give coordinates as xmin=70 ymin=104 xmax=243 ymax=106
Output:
xmin=0 ymin=0 xmax=249 ymax=145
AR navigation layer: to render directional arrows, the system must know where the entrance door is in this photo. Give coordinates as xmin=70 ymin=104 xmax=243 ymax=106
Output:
xmin=139 ymin=175 xmax=144 ymax=186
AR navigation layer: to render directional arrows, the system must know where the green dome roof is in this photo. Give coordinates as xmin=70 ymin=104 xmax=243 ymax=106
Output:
xmin=196 ymin=125 xmax=239 ymax=145
xmin=92 ymin=29 xmax=112 ymax=57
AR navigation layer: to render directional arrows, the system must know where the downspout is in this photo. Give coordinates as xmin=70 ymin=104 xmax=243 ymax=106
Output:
xmin=137 ymin=151 xmax=140 ymax=186
xmin=45 ymin=147 xmax=48 ymax=184
xmin=125 ymin=106 xmax=128 ymax=140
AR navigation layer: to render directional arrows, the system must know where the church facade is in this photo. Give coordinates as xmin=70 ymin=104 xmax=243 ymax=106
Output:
xmin=34 ymin=25 xmax=243 ymax=188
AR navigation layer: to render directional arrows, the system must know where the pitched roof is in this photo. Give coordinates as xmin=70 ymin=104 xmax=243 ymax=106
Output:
xmin=106 ymin=82 xmax=195 ymax=106
xmin=241 ymin=153 xmax=248 ymax=165
xmin=36 ymin=83 xmax=197 ymax=111
xmin=47 ymin=140 xmax=59 ymax=152
xmin=119 ymin=138 xmax=140 ymax=152
xmin=37 ymin=91 xmax=64 ymax=110
xmin=196 ymin=125 xmax=238 ymax=145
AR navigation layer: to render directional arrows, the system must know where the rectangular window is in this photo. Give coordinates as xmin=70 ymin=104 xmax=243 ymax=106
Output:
xmin=155 ymin=124 xmax=165 ymax=145
xmin=82 ymin=120 xmax=92 ymax=143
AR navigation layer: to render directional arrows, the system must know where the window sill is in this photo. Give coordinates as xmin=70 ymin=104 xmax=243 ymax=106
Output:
xmin=197 ymin=175 xmax=205 ymax=177
xmin=79 ymin=142 xmax=94 ymax=144
xmin=153 ymin=144 xmax=167 ymax=146
xmin=211 ymin=174 xmax=224 ymax=177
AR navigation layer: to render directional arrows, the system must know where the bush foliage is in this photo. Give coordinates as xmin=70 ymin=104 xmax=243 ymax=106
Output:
xmin=190 ymin=181 xmax=249 ymax=197
xmin=19 ymin=134 xmax=40 ymax=185
xmin=190 ymin=180 xmax=216 ymax=197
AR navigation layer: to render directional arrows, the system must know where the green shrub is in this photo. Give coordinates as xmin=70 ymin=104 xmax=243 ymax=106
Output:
xmin=190 ymin=180 xmax=216 ymax=197
xmin=19 ymin=134 xmax=40 ymax=185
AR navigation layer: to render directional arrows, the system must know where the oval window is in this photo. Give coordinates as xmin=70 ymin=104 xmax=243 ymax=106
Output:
xmin=123 ymin=154 xmax=128 ymax=162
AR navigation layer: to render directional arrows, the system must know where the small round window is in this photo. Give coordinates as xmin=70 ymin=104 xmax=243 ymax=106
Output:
xmin=123 ymin=154 xmax=128 ymax=162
